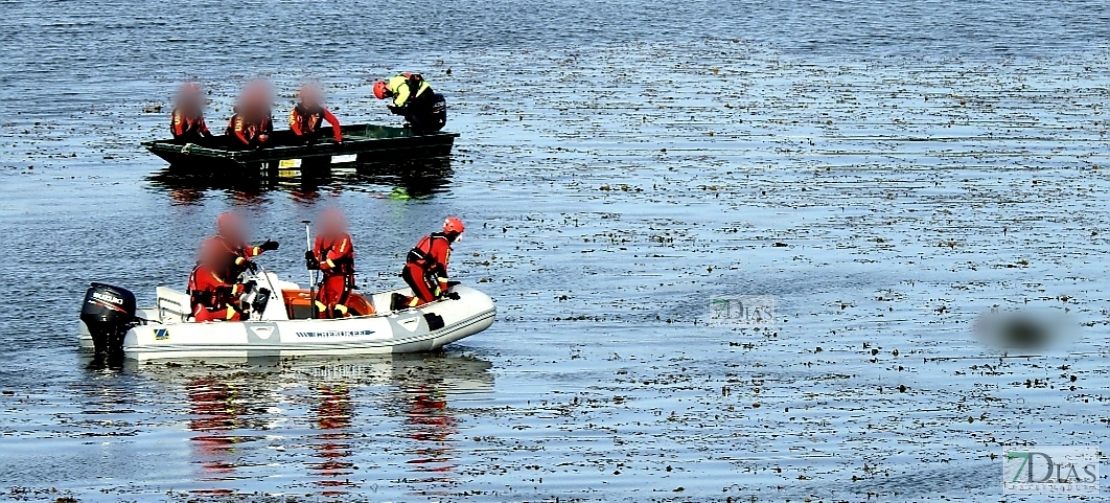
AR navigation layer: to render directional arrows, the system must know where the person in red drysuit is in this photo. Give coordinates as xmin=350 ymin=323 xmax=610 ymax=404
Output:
xmin=392 ymin=216 xmax=464 ymax=310
xmin=170 ymin=82 xmax=213 ymax=144
xmin=289 ymin=83 xmax=343 ymax=145
xmin=306 ymin=208 xmax=355 ymax=318
xmin=188 ymin=238 xmax=248 ymax=322
xmin=211 ymin=212 xmax=279 ymax=279
xmin=226 ymin=80 xmax=274 ymax=149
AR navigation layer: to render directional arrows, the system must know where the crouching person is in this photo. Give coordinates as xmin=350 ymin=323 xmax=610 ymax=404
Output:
xmin=392 ymin=216 xmax=464 ymax=311
xmin=188 ymin=238 xmax=248 ymax=322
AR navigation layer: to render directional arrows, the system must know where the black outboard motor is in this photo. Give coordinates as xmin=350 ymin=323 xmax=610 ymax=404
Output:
xmin=79 ymin=283 xmax=137 ymax=355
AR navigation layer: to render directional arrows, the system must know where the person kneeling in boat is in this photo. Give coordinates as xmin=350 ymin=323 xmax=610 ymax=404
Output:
xmin=213 ymin=212 xmax=279 ymax=279
xmin=392 ymin=216 xmax=464 ymax=311
xmin=289 ymin=84 xmax=343 ymax=146
xmin=188 ymin=238 xmax=249 ymax=322
xmin=372 ymin=72 xmax=447 ymax=134
xmin=306 ymin=209 xmax=355 ymax=318
xmin=226 ymin=80 xmax=274 ymax=149
xmin=170 ymin=83 xmax=214 ymax=144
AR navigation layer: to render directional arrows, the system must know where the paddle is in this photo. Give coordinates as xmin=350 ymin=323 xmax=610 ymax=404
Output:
xmin=303 ymin=220 xmax=317 ymax=319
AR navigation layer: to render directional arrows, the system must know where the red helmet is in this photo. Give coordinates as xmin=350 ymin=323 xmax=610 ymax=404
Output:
xmin=372 ymin=80 xmax=389 ymax=100
xmin=443 ymin=216 xmax=464 ymax=235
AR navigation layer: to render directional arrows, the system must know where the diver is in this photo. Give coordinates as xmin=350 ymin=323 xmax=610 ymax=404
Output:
xmin=392 ymin=216 xmax=464 ymax=310
xmin=306 ymin=208 xmax=355 ymax=318
xmin=187 ymin=238 xmax=249 ymax=322
xmin=170 ymin=82 xmax=214 ymax=144
xmin=372 ymin=72 xmax=447 ymax=134
xmin=211 ymin=212 xmax=279 ymax=279
xmin=289 ymin=84 xmax=343 ymax=145
xmin=226 ymin=80 xmax=274 ymax=149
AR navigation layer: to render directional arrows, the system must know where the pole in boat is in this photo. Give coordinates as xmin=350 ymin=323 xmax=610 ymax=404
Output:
xmin=303 ymin=220 xmax=317 ymax=318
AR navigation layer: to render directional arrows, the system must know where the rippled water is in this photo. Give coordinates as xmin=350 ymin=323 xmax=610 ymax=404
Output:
xmin=3 ymin=0 xmax=1110 ymax=501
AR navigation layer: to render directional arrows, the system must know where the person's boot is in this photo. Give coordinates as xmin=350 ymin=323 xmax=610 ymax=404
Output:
xmin=390 ymin=293 xmax=408 ymax=312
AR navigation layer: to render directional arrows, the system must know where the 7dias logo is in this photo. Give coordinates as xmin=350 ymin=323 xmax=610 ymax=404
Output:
xmin=1003 ymin=446 xmax=1099 ymax=495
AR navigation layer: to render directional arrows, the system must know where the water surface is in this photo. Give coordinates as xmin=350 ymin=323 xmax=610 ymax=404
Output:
xmin=3 ymin=0 xmax=1110 ymax=501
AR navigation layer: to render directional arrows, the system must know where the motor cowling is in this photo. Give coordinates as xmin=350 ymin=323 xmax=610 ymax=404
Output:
xmin=80 ymin=283 xmax=136 ymax=355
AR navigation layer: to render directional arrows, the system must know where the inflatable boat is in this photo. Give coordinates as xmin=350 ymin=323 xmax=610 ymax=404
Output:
xmin=77 ymin=268 xmax=495 ymax=361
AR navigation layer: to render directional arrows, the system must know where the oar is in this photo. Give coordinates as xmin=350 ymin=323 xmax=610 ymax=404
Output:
xmin=303 ymin=220 xmax=317 ymax=318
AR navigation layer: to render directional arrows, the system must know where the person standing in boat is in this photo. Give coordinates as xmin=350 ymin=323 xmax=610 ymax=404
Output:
xmin=212 ymin=212 xmax=279 ymax=279
xmin=226 ymin=80 xmax=274 ymax=149
xmin=170 ymin=82 xmax=214 ymax=144
xmin=289 ymin=84 xmax=343 ymax=145
xmin=372 ymin=72 xmax=447 ymax=134
xmin=306 ymin=208 xmax=355 ymax=318
xmin=392 ymin=216 xmax=464 ymax=310
xmin=188 ymin=238 xmax=249 ymax=322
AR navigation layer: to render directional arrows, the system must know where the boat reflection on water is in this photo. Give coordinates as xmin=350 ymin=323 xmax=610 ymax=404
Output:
xmin=146 ymin=157 xmax=455 ymax=205
xmin=184 ymin=375 xmax=277 ymax=494
xmin=112 ymin=352 xmax=492 ymax=498
xmin=399 ymin=384 xmax=459 ymax=489
xmin=298 ymin=353 xmax=491 ymax=496
xmin=308 ymin=383 xmax=355 ymax=497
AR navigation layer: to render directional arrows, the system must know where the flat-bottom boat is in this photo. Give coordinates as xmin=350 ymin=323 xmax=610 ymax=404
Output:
xmin=143 ymin=124 xmax=459 ymax=177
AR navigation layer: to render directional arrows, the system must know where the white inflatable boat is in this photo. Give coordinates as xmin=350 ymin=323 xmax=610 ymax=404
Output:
xmin=77 ymin=269 xmax=495 ymax=361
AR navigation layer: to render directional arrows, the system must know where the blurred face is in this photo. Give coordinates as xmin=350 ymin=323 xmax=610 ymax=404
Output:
xmin=320 ymin=210 xmax=346 ymax=235
xmin=239 ymin=80 xmax=273 ymax=116
xmin=299 ymin=85 xmax=321 ymax=108
xmin=200 ymin=242 xmax=225 ymax=269
xmin=177 ymin=85 xmax=203 ymax=111
xmin=218 ymin=214 xmax=245 ymax=242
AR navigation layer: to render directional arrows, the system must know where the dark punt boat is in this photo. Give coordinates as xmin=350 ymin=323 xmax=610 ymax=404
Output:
xmin=143 ymin=124 xmax=459 ymax=177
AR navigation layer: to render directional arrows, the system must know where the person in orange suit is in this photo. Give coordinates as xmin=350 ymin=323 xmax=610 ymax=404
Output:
xmin=306 ymin=209 xmax=355 ymax=318
xmin=289 ymin=84 xmax=343 ymax=145
xmin=188 ymin=238 xmax=249 ymax=322
xmin=226 ymin=80 xmax=274 ymax=149
xmin=392 ymin=216 xmax=464 ymax=310
xmin=170 ymin=82 xmax=214 ymax=144
xmin=212 ymin=212 xmax=279 ymax=279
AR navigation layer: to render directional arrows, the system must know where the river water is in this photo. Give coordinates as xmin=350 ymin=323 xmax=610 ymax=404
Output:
xmin=2 ymin=0 xmax=1110 ymax=501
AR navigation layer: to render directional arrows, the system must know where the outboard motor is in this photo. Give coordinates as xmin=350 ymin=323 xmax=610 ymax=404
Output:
xmin=79 ymin=283 xmax=137 ymax=355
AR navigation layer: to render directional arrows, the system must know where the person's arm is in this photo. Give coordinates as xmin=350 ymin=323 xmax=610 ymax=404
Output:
xmin=198 ymin=116 xmax=212 ymax=138
xmin=432 ymin=240 xmax=451 ymax=295
xmin=323 ymin=235 xmax=352 ymax=270
xmin=323 ymin=108 xmax=342 ymax=142
xmin=247 ymin=239 xmax=279 ymax=258
xmin=393 ymin=84 xmax=411 ymax=108
xmin=257 ymin=116 xmax=273 ymax=145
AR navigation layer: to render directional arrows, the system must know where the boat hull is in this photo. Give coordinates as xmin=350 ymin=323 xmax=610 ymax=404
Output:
xmin=78 ymin=285 xmax=495 ymax=361
xmin=143 ymin=124 xmax=459 ymax=177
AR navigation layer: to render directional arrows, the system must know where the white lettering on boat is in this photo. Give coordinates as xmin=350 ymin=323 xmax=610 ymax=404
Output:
xmin=294 ymin=329 xmax=375 ymax=339
xmin=92 ymin=292 xmax=124 ymax=305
